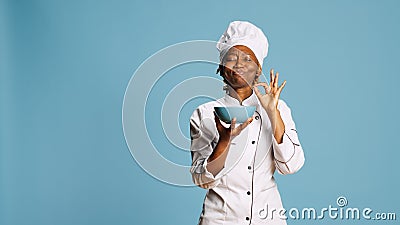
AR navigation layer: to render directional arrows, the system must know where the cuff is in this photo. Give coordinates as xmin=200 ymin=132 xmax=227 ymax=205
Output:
xmin=191 ymin=158 xmax=221 ymax=189
xmin=272 ymin=132 xmax=296 ymax=163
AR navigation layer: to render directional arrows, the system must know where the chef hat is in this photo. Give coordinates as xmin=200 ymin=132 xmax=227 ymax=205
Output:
xmin=216 ymin=21 xmax=269 ymax=68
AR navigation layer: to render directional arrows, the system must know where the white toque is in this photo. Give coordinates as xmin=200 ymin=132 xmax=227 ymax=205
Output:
xmin=216 ymin=21 xmax=269 ymax=68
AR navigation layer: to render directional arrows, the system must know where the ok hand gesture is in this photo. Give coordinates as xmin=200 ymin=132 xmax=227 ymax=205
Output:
xmin=254 ymin=69 xmax=286 ymax=115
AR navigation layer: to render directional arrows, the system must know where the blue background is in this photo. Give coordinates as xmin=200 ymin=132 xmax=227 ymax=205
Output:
xmin=1 ymin=0 xmax=399 ymax=224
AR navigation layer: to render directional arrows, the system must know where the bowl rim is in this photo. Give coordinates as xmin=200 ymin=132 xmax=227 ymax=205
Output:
xmin=214 ymin=106 xmax=256 ymax=109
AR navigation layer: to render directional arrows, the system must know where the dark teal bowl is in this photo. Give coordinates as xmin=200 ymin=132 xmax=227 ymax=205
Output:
xmin=214 ymin=106 xmax=256 ymax=124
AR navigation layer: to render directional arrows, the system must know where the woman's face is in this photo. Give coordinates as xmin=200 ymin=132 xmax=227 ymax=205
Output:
xmin=221 ymin=45 xmax=260 ymax=89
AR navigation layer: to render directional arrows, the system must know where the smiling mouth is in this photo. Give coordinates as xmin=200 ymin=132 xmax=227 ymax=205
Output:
xmin=231 ymin=70 xmax=244 ymax=76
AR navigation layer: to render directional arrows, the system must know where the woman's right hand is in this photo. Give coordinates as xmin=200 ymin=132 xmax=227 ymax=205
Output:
xmin=214 ymin=111 xmax=254 ymax=143
xmin=206 ymin=112 xmax=254 ymax=176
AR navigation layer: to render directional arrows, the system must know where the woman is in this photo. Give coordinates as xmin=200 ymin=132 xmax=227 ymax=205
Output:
xmin=190 ymin=21 xmax=305 ymax=225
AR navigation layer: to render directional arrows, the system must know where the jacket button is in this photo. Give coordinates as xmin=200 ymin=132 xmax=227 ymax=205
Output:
xmin=251 ymin=141 xmax=256 ymax=144
xmin=247 ymin=191 xmax=251 ymax=195
xmin=248 ymin=166 xmax=252 ymax=170
xmin=255 ymin=115 xmax=260 ymax=120
xmin=246 ymin=217 xmax=250 ymax=221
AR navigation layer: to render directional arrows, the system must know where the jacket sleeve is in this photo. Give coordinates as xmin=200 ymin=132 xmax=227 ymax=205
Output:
xmin=272 ymin=100 xmax=305 ymax=175
xmin=189 ymin=107 xmax=222 ymax=189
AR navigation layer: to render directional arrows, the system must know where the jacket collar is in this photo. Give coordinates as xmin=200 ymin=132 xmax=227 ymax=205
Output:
xmin=223 ymin=91 xmax=260 ymax=106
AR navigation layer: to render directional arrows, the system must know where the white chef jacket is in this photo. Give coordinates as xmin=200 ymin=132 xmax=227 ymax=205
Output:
xmin=190 ymin=92 xmax=305 ymax=225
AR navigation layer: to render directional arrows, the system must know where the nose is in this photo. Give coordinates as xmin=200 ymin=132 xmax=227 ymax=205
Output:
xmin=233 ymin=58 xmax=244 ymax=68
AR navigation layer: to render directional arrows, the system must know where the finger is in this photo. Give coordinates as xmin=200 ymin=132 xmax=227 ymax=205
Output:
xmin=270 ymin=69 xmax=274 ymax=85
xmin=235 ymin=116 xmax=253 ymax=132
xmin=230 ymin=117 xmax=237 ymax=131
xmin=277 ymin=80 xmax=286 ymax=93
xmin=276 ymin=80 xmax=286 ymax=98
xmin=254 ymin=82 xmax=271 ymax=94
xmin=214 ymin=111 xmax=223 ymax=130
xmin=254 ymin=82 xmax=268 ymax=89
xmin=234 ymin=118 xmax=253 ymax=136
xmin=274 ymin=72 xmax=279 ymax=89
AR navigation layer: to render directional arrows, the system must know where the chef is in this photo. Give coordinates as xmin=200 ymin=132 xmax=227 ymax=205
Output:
xmin=190 ymin=21 xmax=305 ymax=225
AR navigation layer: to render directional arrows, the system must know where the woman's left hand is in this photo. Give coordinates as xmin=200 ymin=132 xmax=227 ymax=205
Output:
xmin=254 ymin=69 xmax=286 ymax=115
